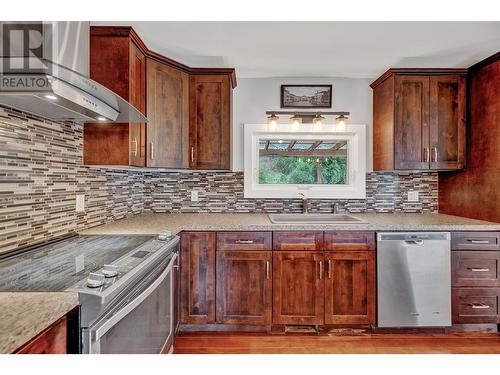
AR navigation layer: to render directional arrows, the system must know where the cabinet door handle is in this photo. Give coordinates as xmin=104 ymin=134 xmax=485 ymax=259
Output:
xmin=468 ymin=268 xmax=490 ymax=272
xmin=131 ymin=138 xmax=138 ymax=157
xmin=266 ymin=261 xmax=270 ymax=279
xmin=423 ymin=147 xmax=430 ymax=163
xmin=432 ymin=147 xmax=438 ymax=162
xmin=469 ymin=303 xmax=491 ymax=309
xmin=191 ymin=146 xmax=194 ymax=163
xmin=150 ymin=142 xmax=155 ymax=160
xmin=235 ymin=240 xmax=254 ymax=244
xmin=319 ymin=261 xmax=323 ymax=279
xmin=467 ymin=239 xmax=490 ymax=244
xmin=328 ymin=260 xmax=332 ymax=279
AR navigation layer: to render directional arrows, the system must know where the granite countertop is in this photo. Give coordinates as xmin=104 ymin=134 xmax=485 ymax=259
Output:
xmin=0 ymin=292 xmax=78 ymax=353
xmin=81 ymin=212 xmax=500 ymax=236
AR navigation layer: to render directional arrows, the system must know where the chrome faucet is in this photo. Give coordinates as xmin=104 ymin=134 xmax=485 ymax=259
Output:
xmin=298 ymin=193 xmax=308 ymax=214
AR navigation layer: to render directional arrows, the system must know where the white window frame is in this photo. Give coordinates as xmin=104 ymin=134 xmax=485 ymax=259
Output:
xmin=243 ymin=123 xmax=366 ymax=199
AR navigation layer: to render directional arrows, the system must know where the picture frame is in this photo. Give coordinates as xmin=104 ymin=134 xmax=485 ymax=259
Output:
xmin=280 ymin=84 xmax=333 ymax=108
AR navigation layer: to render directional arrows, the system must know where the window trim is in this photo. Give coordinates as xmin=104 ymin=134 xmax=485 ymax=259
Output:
xmin=243 ymin=123 xmax=366 ymax=199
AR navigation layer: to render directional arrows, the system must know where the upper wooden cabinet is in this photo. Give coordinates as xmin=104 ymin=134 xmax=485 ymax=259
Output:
xmin=84 ymin=26 xmax=236 ymax=170
xmin=147 ymin=58 xmax=189 ymax=168
xmin=371 ymin=69 xmax=466 ymax=171
xmin=189 ymin=75 xmax=232 ymax=170
xmin=84 ymin=27 xmax=147 ymax=167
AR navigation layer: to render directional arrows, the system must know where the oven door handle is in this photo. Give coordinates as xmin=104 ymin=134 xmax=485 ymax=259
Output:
xmin=92 ymin=254 xmax=176 ymax=341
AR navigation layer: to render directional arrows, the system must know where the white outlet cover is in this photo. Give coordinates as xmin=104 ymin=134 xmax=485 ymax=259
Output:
xmin=190 ymin=191 xmax=199 ymax=202
xmin=76 ymin=194 xmax=85 ymax=212
xmin=407 ymin=191 xmax=419 ymax=202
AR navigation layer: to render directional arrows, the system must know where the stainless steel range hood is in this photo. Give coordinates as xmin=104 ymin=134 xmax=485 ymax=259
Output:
xmin=0 ymin=22 xmax=147 ymax=123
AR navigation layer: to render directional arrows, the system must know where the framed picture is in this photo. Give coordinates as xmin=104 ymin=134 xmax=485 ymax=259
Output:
xmin=280 ymin=84 xmax=332 ymax=108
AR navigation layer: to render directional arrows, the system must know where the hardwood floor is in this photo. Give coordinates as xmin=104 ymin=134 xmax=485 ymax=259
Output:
xmin=173 ymin=331 xmax=500 ymax=354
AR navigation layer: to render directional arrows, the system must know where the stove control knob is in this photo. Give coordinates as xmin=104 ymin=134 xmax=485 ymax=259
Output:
xmin=102 ymin=264 xmax=119 ymax=278
xmin=158 ymin=232 xmax=172 ymax=241
xmin=87 ymin=273 xmax=105 ymax=288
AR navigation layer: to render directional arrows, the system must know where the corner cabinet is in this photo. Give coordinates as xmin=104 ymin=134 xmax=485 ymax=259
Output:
xmin=189 ymin=75 xmax=232 ymax=170
xmin=83 ymin=26 xmax=236 ymax=170
xmin=146 ymin=58 xmax=189 ymax=168
xmin=371 ymin=69 xmax=466 ymax=171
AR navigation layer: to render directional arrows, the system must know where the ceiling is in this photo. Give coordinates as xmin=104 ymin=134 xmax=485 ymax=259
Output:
xmin=91 ymin=22 xmax=500 ymax=79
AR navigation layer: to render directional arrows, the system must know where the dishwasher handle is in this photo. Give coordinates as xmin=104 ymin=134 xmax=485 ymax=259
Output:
xmin=404 ymin=239 xmax=424 ymax=246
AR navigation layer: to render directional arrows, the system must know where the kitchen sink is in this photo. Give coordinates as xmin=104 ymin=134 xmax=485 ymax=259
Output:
xmin=268 ymin=213 xmax=367 ymax=224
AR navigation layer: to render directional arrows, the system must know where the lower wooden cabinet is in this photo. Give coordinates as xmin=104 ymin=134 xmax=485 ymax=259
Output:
xmin=273 ymin=252 xmax=325 ymax=325
xmin=216 ymin=251 xmax=272 ymax=325
xmin=16 ymin=316 xmax=67 ymax=354
xmin=452 ymin=288 xmax=500 ymax=324
xmin=180 ymin=232 xmax=216 ymax=324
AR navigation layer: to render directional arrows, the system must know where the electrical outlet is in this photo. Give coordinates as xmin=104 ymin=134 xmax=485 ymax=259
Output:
xmin=190 ymin=191 xmax=199 ymax=202
xmin=407 ymin=191 xmax=419 ymax=202
xmin=76 ymin=194 xmax=85 ymax=212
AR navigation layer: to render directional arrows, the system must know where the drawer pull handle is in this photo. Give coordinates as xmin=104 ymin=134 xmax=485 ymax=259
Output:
xmin=328 ymin=260 xmax=332 ymax=279
xmin=319 ymin=261 xmax=323 ymax=279
xmin=131 ymin=137 xmax=138 ymax=157
xmin=467 ymin=240 xmax=490 ymax=244
xmin=470 ymin=303 xmax=491 ymax=309
xmin=468 ymin=268 xmax=490 ymax=272
xmin=266 ymin=261 xmax=270 ymax=279
xmin=235 ymin=240 xmax=254 ymax=244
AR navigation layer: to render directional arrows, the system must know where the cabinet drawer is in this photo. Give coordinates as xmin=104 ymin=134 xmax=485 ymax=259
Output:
xmin=273 ymin=231 xmax=323 ymax=251
xmin=452 ymin=232 xmax=500 ymax=251
xmin=452 ymin=251 xmax=500 ymax=287
xmin=452 ymin=288 xmax=499 ymax=324
xmin=324 ymin=231 xmax=376 ymax=251
xmin=217 ymin=232 xmax=272 ymax=251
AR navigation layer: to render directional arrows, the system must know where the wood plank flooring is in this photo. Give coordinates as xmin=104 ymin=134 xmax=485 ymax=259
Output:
xmin=173 ymin=332 xmax=500 ymax=354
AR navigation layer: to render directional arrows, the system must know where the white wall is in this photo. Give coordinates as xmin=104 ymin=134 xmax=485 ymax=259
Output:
xmin=232 ymin=77 xmax=373 ymax=171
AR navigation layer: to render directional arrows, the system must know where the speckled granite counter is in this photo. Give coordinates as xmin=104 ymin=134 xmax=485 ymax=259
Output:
xmin=0 ymin=292 xmax=78 ymax=353
xmin=81 ymin=213 xmax=500 ymax=235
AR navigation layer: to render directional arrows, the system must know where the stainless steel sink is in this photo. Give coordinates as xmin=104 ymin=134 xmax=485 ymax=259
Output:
xmin=268 ymin=213 xmax=367 ymax=224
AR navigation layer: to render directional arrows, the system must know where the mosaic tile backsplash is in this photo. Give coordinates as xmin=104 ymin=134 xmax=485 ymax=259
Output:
xmin=0 ymin=106 xmax=438 ymax=253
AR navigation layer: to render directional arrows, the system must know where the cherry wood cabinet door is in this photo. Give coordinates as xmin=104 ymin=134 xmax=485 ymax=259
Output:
xmin=273 ymin=252 xmax=324 ymax=325
xmin=147 ymin=58 xmax=189 ymax=168
xmin=216 ymin=251 xmax=272 ymax=325
xmin=129 ymin=42 xmax=146 ymax=167
xmin=189 ymin=74 xmax=232 ymax=170
xmin=429 ymin=75 xmax=466 ymax=170
xmin=16 ymin=317 xmax=67 ymax=354
xmin=324 ymin=251 xmax=376 ymax=325
xmin=180 ymin=232 xmax=216 ymax=324
xmin=394 ymin=75 xmax=430 ymax=170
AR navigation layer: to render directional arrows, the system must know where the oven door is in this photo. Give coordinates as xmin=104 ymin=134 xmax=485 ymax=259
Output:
xmin=83 ymin=253 xmax=177 ymax=354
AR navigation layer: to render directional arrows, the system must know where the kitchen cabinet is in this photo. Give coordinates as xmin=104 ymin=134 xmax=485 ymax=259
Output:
xmin=216 ymin=250 xmax=272 ymax=325
xmin=147 ymin=58 xmax=189 ymax=168
xmin=324 ymin=251 xmax=376 ymax=325
xmin=84 ymin=27 xmax=147 ymax=166
xmin=371 ymin=69 xmax=466 ymax=171
xmin=16 ymin=316 xmax=67 ymax=354
xmin=451 ymin=232 xmax=500 ymax=324
xmin=189 ymin=74 xmax=232 ymax=170
xmin=273 ymin=231 xmax=324 ymax=251
xmin=273 ymin=251 xmax=325 ymax=325
xmin=180 ymin=232 xmax=216 ymax=324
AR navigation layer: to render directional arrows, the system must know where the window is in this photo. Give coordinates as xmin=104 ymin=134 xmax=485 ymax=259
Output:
xmin=244 ymin=124 xmax=366 ymax=199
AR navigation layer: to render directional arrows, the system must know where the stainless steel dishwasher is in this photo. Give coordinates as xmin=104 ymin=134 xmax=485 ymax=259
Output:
xmin=377 ymin=232 xmax=451 ymax=327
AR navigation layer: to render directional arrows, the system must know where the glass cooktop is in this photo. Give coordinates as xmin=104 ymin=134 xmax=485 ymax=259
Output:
xmin=0 ymin=235 xmax=154 ymax=292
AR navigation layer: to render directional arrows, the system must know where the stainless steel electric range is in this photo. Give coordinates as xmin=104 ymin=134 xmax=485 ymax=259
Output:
xmin=0 ymin=233 xmax=179 ymax=354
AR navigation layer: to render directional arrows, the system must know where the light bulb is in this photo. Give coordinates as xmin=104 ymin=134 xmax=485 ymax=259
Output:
xmin=312 ymin=114 xmax=324 ymax=131
xmin=289 ymin=115 xmax=302 ymax=131
xmin=267 ymin=114 xmax=279 ymax=131
xmin=335 ymin=115 xmax=348 ymax=131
